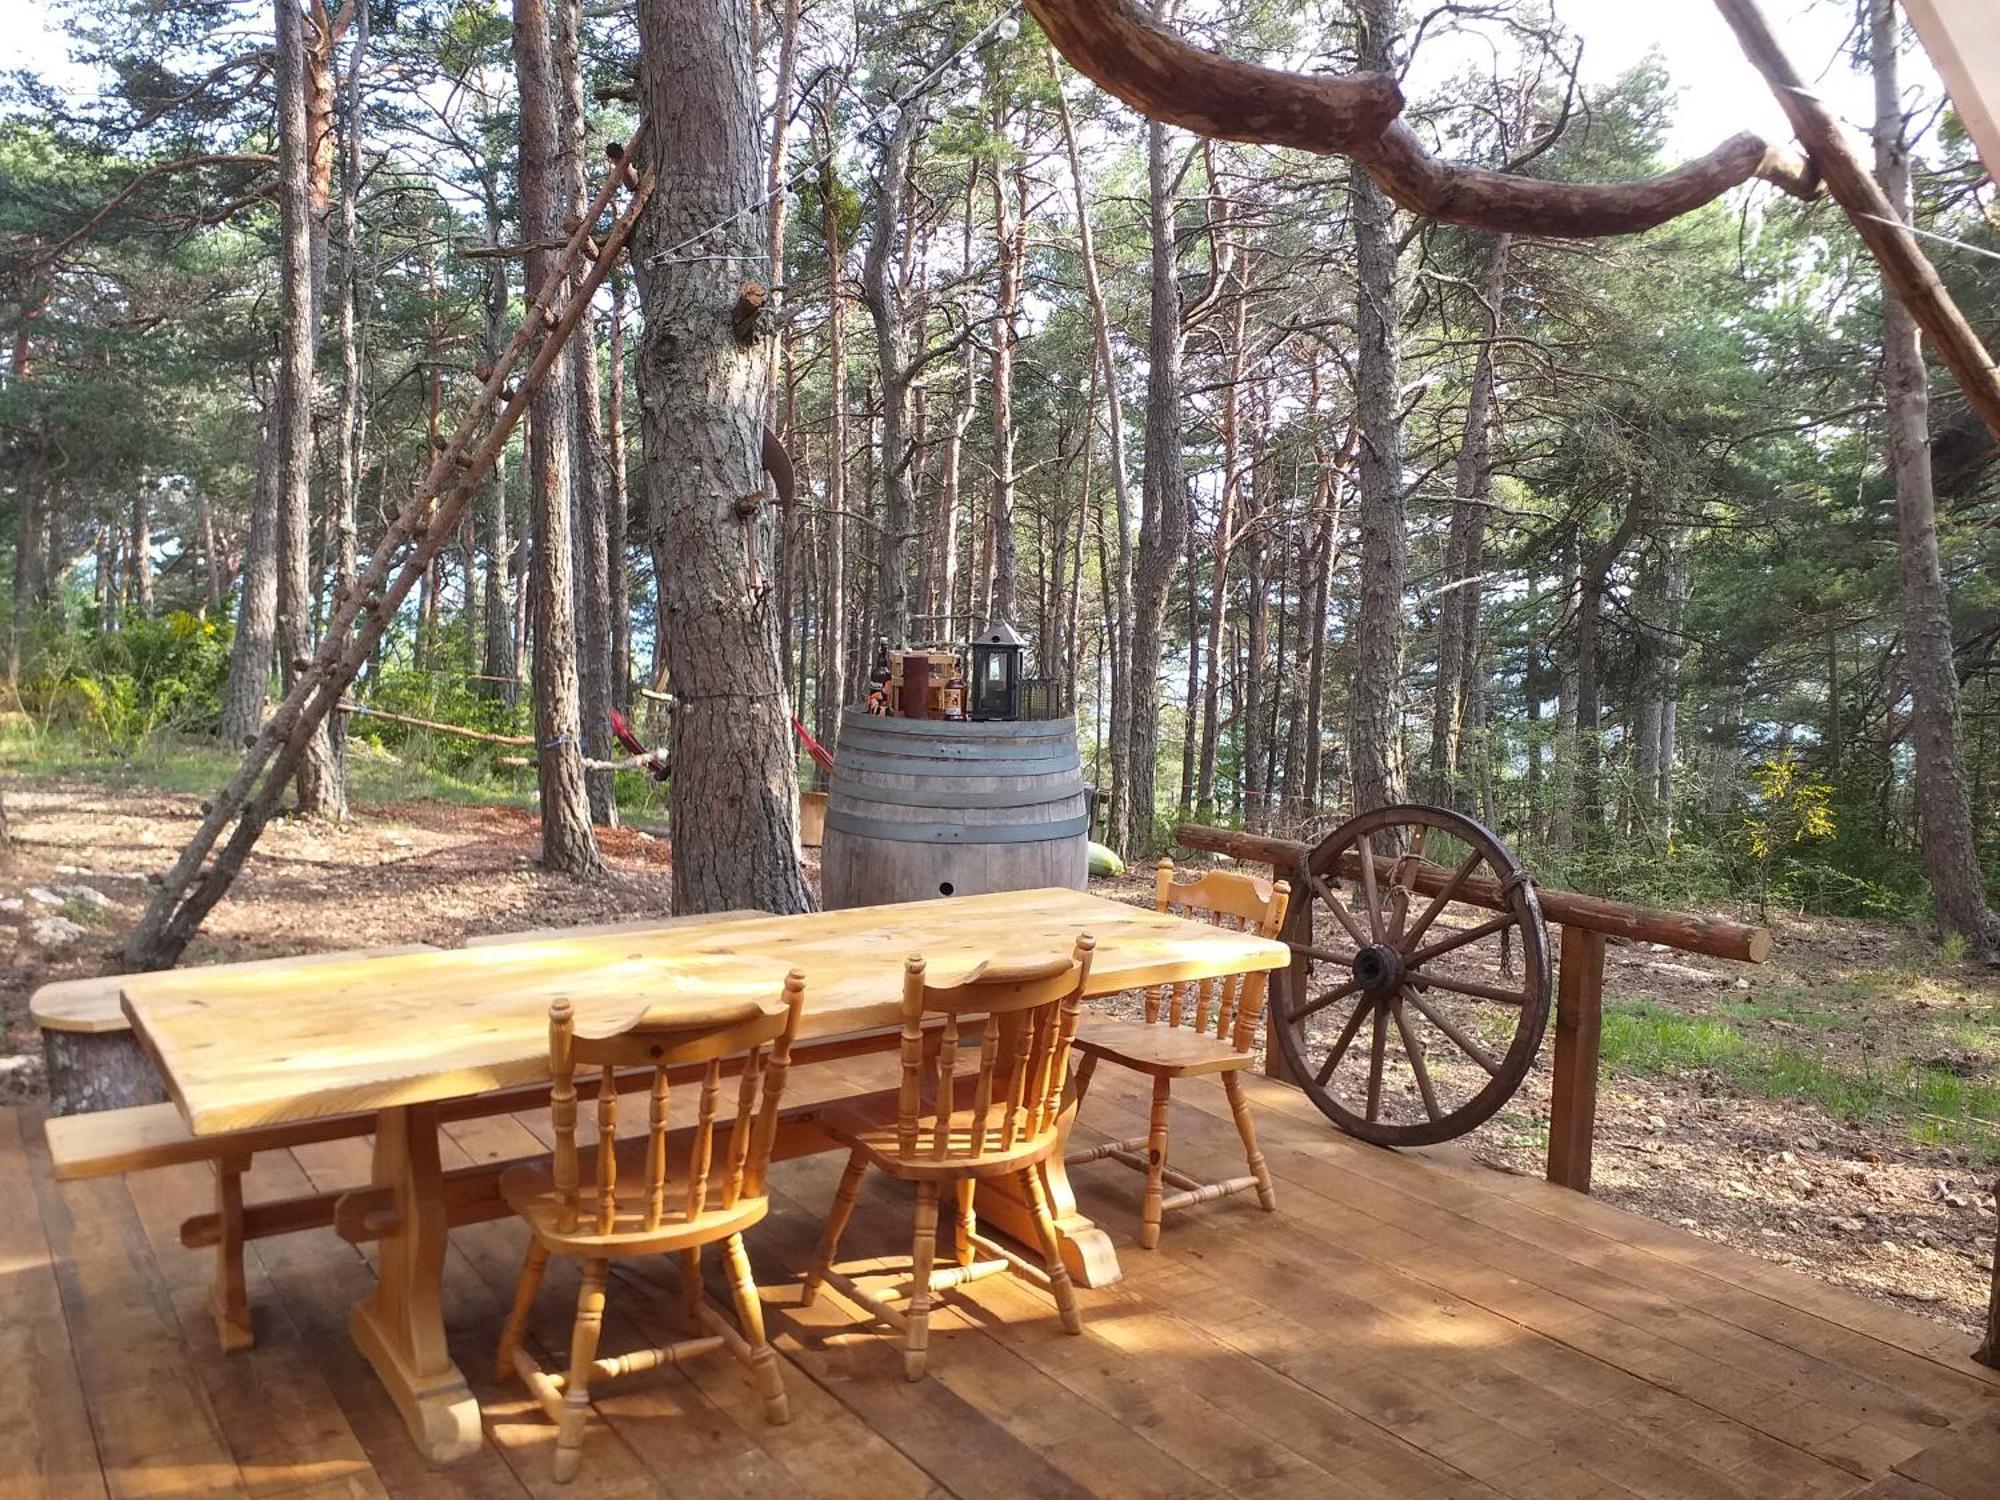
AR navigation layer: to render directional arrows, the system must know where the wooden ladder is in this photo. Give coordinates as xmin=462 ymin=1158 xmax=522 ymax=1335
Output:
xmin=124 ymin=123 xmax=657 ymax=971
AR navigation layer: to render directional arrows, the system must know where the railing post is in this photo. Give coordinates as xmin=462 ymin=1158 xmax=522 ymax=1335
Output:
xmin=1546 ymin=924 xmax=1606 ymax=1193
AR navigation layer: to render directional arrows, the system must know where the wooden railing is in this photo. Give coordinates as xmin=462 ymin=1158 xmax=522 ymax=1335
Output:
xmin=1179 ymin=819 xmax=2000 ymax=1373
xmin=1172 ymin=823 xmax=1769 ymax=1194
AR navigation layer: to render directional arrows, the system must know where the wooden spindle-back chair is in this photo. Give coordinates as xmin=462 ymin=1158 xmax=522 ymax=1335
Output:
xmin=494 ymin=974 xmax=806 ymax=1483
xmin=803 ymin=933 xmax=1095 ymax=1380
xmin=1068 ymin=860 xmax=1290 ymax=1247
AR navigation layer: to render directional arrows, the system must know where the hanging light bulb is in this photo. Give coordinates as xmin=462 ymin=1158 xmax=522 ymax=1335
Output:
xmin=995 ymin=13 xmax=1021 ymax=41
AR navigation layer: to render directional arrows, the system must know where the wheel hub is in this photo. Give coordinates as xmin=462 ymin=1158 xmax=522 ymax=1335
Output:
xmin=1351 ymin=942 xmax=1405 ymax=998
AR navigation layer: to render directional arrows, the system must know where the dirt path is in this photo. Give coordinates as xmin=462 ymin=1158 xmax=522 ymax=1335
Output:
xmin=2 ymin=774 xmax=1993 ymax=1342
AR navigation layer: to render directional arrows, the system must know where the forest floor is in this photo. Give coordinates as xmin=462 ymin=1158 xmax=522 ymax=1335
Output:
xmin=1 ymin=734 xmax=1995 ymax=1342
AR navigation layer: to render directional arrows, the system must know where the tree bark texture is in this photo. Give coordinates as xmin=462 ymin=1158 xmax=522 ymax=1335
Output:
xmin=1127 ymin=93 xmax=1189 ymax=857
xmin=275 ymin=0 xmax=344 ymax=822
xmin=862 ymin=104 xmax=920 ymax=651
xmin=219 ymin=410 xmax=280 ymax=748
xmin=515 ymin=0 xmax=603 ymax=876
xmin=1429 ymin=232 xmax=1508 ymax=811
xmin=635 ymin=0 xmax=811 ymax=916
xmin=1346 ymin=0 xmax=1406 ymax=818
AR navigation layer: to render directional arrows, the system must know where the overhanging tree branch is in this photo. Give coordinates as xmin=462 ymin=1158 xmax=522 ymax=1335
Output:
xmin=1711 ymin=0 xmax=2000 ymax=447
xmin=1024 ymin=0 xmax=1821 ymax=237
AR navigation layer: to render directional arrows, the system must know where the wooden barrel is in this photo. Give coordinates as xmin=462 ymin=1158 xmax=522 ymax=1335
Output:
xmin=820 ymin=710 xmax=1089 ymax=909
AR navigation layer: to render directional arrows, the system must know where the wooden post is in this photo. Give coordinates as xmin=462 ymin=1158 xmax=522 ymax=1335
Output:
xmin=1546 ymin=924 xmax=1606 ymax=1193
xmin=1978 ymin=1184 xmax=1999 ymax=1370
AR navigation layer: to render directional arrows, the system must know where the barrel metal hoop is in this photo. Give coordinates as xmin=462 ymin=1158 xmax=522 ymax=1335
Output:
xmin=824 ymin=778 xmax=1087 ymax=812
xmin=833 ymin=748 xmax=1083 ymax=778
xmin=834 ymin=737 xmax=1081 ymax=765
xmin=822 ymin=810 xmax=1091 ymax=844
xmin=840 ymin=712 xmax=1078 ymax=740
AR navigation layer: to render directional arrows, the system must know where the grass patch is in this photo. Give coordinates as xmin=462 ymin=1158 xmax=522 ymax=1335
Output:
xmin=1602 ymin=998 xmax=2000 ymax=1163
xmin=0 ymin=720 xmax=541 ymax=813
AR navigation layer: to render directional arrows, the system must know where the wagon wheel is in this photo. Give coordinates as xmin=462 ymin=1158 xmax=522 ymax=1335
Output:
xmin=1272 ymin=804 xmax=1550 ymax=1147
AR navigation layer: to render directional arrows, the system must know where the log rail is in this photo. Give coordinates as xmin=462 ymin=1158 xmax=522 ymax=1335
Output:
xmin=1173 ymin=822 xmax=1770 ymax=1200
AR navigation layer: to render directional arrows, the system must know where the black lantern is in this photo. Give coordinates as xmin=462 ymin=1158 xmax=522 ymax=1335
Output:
xmin=968 ymin=619 xmax=1027 ymax=721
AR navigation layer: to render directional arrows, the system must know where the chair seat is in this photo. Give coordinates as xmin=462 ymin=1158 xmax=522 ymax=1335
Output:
xmin=500 ymin=1137 xmax=770 ymax=1255
xmin=1073 ymin=1015 xmax=1256 ymax=1077
xmin=821 ymin=1090 xmax=1059 ymax=1180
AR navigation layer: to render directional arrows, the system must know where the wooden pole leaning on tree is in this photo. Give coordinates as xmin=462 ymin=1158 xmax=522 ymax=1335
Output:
xmin=122 ymin=125 xmax=658 ymax=973
xmin=1025 ymin=0 xmax=1822 ymax=236
xmin=1711 ymin=0 xmax=2000 ymax=446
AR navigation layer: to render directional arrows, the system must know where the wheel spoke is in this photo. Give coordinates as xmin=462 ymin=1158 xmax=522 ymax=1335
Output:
xmin=1405 ymin=913 xmax=1517 ymax=970
xmin=1288 ymin=977 xmax=1364 ymax=1026
xmin=1307 ymin=871 xmax=1370 ymax=951
xmin=1398 ymin=848 xmax=1484 ymax=954
xmin=1314 ymin=995 xmax=1374 ymax=1086
xmin=1355 ymin=834 xmax=1385 ymax=943
xmin=1391 ymin=1000 xmax=1441 ymax=1121
xmin=1363 ymin=1004 xmax=1389 ymax=1121
xmin=1410 ymin=970 xmax=1527 ymax=1007
xmin=1403 ymin=985 xmax=1501 ymax=1075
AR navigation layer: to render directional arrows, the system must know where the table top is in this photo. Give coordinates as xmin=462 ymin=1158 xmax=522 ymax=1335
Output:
xmin=122 ymin=888 xmax=1290 ymax=1136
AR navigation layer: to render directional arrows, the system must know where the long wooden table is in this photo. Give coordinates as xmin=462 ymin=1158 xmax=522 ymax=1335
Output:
xmin=121 ymin=888 xmax=1288 ymax=1464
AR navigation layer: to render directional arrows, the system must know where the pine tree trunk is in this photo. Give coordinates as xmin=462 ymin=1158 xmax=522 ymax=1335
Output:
xmin=129 ymin=491 xmax=153 ymax=618
xmin=635 ymin=0 xmax=810 ymax=915
xmin=863 ymin=108 xmax=920 ymax=650
xmin=479 ymin=198 xmax=515 ymax=700
xmin=219 ymin=410 xmax=280 ymax=747
xmin=1347 ymin=0 xmax=1406 ymax=816
xmin=1051 ymin=60 xmax=1134 ymax=850
xmin=1430 ymin=233 xmax=1508 ymax=811
xmin=1128 ymin=91 xmax=1189 ymax=857
xmin=1195 ymin=283 xmax=1247 ymax=822
xmin=1870 ymin=0 xmax=2000 ymax=953
xmin=274 ymin=0 xmax=344 ymax=821
xmin=815 ymin=104 xmax=849 ymax=744
xmin=988 ymin=154 xmax=1026 ymax=623
xmin=514 ymin=0 xmax=601 ymax=876
xmin=554 ymin=0 xmax=615 ymax=825
xmin=607 ymin=271 xmax=633 ymax=711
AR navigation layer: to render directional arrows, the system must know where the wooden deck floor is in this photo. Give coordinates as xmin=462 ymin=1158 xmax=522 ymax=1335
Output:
xmin=5 ymin=1060 xmax=1997 ymax=1500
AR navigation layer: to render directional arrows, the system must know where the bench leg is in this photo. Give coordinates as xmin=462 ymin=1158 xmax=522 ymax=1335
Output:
xmin=348 ymin=1105 xmax=482 ymax=1464
xmin=212 ymin=1154 xmax=254 ymax=1352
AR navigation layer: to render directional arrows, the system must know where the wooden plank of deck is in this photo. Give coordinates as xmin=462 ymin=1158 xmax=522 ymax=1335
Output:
xmin=7 ymin=1077 xmax=1998 ymax=1500
xmin=1083 ymin=1069 xmax=1958 ymax=1480
xmin=0 ymin=1108 xmax=106 ymax=1500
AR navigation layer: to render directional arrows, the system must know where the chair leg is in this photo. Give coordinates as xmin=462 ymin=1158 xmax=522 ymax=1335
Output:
xmin=495 ymin=1238 xmax=551 ymax=1379
xmin=722 ymin=1233 xmax=790 ymax=1426
xmin=803 ymin=1148 xmax=867 ymax=1307
xmin=953 ymin=1178 xmax=977 ymax=1265
xmin=1140 ymin=1074 xmax=1173 ymax=1250
xmin=904 ymin=1180 xmax=940 ymax=1381
xmin=554 ymin=1257 xmax=608 ymax=1484
xmin=679 ymin=1247 xmax=703 ymax=1334
xmin=1223 ymin=1070 xmax=1276 ymax=1212
xmin=1020 ymin=1166 xmax=1082 ymax=1335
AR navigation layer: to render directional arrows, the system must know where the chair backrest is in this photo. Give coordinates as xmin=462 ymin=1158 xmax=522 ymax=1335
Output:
xmin=546 ymin=972 xmax=806 ymax=1236
xmin=893 ymin=934 xmax=1095 ymax=1164
xmin=1149 ymin=859 xmax=1291 ymax=1049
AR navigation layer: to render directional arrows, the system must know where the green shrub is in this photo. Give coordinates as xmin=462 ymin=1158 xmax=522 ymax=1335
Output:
xmin=19 ymin=612 xmax=232 ymax=746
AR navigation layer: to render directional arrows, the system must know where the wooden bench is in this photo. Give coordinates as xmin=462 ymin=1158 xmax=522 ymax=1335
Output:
xmin=38 ymin=915 xmax=773 ymax=1353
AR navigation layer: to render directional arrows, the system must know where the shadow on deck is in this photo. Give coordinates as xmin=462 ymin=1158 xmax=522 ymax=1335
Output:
xmin=4 ymin=1063 xmax=1996 ymax=1499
